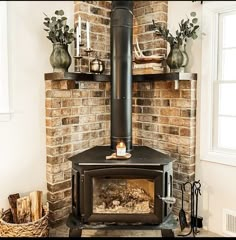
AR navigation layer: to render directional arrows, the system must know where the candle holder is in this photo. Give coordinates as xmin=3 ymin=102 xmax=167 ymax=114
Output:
xmin=74 ymin=55 xmax=83 ymax=72
xmin=84 ymin=48 xmax=94 ymax=73
xmin=74 ymin=43 xmax=84 ymax=72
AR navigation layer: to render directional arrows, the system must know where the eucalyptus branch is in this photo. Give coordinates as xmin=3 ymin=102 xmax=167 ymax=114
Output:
xmin=43 ymin=10 xmax=75 ymax=45
xmin=152 ymin=12 xmax=199 ymax=47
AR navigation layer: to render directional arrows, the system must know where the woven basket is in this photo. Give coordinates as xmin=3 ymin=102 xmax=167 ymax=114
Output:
xmin=0 ymin=205 xmax=49 ymax=237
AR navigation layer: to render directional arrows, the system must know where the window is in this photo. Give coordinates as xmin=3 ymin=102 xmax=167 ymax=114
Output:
xmin=0 ymin=1 xmax=10 ymax=121
xmin=201 ymin=1 xmax=236 ymax=166
xmin=216 ymin=11 xmax=236 ymax=151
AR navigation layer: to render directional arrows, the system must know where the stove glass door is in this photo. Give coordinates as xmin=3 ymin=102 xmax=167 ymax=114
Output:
xmin=93 ymin=178 xmax=154 ymax=214
xmin=83 ymin=167 xmax=163 ymax=224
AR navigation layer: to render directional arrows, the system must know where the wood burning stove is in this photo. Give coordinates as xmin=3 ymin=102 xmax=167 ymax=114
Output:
xmin=66 ymin=1 xmax=176 ymax=236
xmin=67 ymin=146 xmax=174 ymax=236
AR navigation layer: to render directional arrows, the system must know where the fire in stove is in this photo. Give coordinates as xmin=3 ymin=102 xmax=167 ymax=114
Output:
xmin=93 ymin=178 xmax=154 ymax=214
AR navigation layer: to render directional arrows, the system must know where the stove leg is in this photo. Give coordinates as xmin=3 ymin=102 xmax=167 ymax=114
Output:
xmin=69 ymin=228 xmax=82 ymax=237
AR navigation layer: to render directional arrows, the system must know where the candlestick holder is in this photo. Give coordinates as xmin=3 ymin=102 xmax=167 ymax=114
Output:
xmin=74 ymin=55 xmax=83 ymax=72
xmin=84 ymin=48 xmax=94 ymax=73
xmin=74 ymin=43 xmax=84 ymax=72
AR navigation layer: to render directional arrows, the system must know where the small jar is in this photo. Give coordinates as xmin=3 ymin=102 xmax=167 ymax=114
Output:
xmin=90 ymin=56 xmax=105 ymax=74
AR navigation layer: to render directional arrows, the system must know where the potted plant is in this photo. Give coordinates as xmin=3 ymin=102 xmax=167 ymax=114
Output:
xmin=43 ymin=10 xmax=75 ymax=72
xmin=152 ymin=12 xmax=199 ymax=72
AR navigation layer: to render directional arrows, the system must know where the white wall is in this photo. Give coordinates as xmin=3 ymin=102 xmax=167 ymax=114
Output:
xmin=169 ymin=1 xmax=236 ymax=236
xmin=0 ymin=1 xmax=74 ymax=210
xmin=198 ymin=160 xmax=236 ymax=236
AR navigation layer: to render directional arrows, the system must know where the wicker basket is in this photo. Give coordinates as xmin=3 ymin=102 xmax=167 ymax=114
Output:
xmin=0 ymin=205 xmax=49 ymax=237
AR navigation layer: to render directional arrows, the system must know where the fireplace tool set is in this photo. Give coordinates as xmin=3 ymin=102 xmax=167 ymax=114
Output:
xmin=178 ymin=180 xmax=203 ymax=237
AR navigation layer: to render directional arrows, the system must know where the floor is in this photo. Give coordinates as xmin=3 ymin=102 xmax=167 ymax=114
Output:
xmin=49 ymin=222 xmax=222 ymax=238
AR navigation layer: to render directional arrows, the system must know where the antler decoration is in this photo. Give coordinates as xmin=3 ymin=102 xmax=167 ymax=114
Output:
xmin=135 ymin=38 xmax=145 ymax=58
xmin=133 ymin=37 xmax=165 ymax=64
xmin=134 ymin=46 xmax=141 ymax=58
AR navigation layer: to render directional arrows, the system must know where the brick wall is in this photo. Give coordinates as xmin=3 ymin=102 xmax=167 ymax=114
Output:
xmin=74 ymin=1 xmax=111 ymax=73
xmin=133 ymin=1 xmax=167 ymax=56
xmin=45 ymin=77 xmax=197 ymax=225
xmin=45 ymin=79 xmax=110 ymax=226
xmin=133 ymin=80 xmax=197 ymax=218
xmin=74 ymin=1 xmax=168 ymax=74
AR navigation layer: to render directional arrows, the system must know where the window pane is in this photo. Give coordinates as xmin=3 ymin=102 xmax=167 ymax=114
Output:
xmin=223 ymin=13 xmax=236 ymax=48
xmin=219 ymin=83 xmax=236 ymax=116
xmin=221 ymin=49 xmax=236 ymax=81
xmin=218 ymin=116 xmax=236 ymax=149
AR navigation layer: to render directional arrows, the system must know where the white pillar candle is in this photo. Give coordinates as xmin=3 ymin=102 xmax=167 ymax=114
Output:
xmin=86 ymin=21 xmax=90 ymax=49
xmin=76 ymin=16 xmax=81 ymax=56
xmin=78 ymin=16 xmax=81 ymax=43
xmin=76 ymin=26 xmax=80 ymax=56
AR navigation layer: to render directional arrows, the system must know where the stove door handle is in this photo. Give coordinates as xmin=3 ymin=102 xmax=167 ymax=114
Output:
xmin=158 ymin=195 xmax=176 ymax=204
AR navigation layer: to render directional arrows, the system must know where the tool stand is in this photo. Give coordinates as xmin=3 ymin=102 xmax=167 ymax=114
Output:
xmin=178 ymin=180 xmax=202 ymax=237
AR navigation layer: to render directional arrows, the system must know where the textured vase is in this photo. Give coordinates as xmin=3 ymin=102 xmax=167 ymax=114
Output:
xmin=50 ymin=43 xmax=72 ymax=72
xmin=180 ymin=44 xmax=189 ymax=72
xmin=166 ymin=45 xmax=183 ymax=72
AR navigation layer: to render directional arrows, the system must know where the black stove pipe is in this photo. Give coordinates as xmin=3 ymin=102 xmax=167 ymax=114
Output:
xmin=110 ymin=1 xmax=133 ymax=152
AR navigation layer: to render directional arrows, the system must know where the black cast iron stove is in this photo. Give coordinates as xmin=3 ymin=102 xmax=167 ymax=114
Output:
xmin=66 ymin=1 xmax=175 ymax=236
xmin=67 ymin=146 xmax=174 ymax=236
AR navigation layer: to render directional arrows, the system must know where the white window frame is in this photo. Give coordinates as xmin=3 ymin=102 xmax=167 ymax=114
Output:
xmin=200 ymin=1 xmax=236 ymax=166
xmin=0 ymin=1 xmax=10 ymax=121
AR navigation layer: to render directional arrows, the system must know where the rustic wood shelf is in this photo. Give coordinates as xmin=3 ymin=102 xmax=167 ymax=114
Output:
xmin=44 ymin=72 xmax=110 ymax=82
xmin=44 ymin=72 xmax=197 ymax=82
xmin=133 ymin=72 xmax=197 ymax=82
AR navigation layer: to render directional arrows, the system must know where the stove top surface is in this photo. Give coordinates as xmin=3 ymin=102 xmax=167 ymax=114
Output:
xmin=69 ymin=145 xmax=173 ymax=166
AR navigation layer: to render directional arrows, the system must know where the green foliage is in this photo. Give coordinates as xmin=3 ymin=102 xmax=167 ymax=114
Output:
xmin=152 ymin=22 xmax=180 ymax=46
xmin=153 ymin=12 xmax=199 ymax=47
xmin=43 ymin=10 xmax=75 ymax=45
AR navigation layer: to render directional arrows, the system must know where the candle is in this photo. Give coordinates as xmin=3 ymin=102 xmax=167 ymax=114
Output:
xmin=78 ymin=16 xmax=81 ymax=43
xmin=86 ymin=21 xmax=90 ymax=49
xmin=76 ymin=16 xmax=81 ymax=56
xmin=116 ymin=141 xmax=126 ymax=156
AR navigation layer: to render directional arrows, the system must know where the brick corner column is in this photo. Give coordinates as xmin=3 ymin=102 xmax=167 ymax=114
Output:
xmin=45 ymin=78 xmax=76 ymax=227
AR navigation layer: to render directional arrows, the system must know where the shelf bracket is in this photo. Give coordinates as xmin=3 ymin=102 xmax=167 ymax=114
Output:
xmin=174 ymin=80 xmax=179 ymax=90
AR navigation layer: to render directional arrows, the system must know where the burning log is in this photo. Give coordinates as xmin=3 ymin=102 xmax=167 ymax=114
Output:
xmin=93 ymin=180 xmax=154 ymax=214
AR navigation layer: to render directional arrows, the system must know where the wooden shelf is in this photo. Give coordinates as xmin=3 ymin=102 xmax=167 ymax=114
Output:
xmin=44 ymin=72 xmax=197 ymax=82
xmin=133 ymin=72 xmax=197 ymax=82
xmin=44 ymin=72 xmax=110 ymax=82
